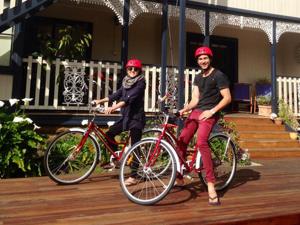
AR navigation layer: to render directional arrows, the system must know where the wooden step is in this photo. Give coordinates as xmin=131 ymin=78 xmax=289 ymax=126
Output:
xmin=235 ymin=124 xmax=286 ymax=132
xmin=239 ymin=139 xmax=300 ymax=148
xmin=248 ymin=148 xmax=300 ymax=158
xmin=239 ymin=131 xmax=290 ymax=139
xmin=225 ymin=117 xmax=275 ymax=125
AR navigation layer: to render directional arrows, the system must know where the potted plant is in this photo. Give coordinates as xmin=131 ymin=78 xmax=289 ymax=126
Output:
xmin=256 ymin=95 xmax=272 ymax=117
xmin=278 ymin=100 xmax=299 ymax=140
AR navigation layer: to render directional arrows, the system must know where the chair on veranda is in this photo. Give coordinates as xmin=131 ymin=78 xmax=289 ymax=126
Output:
xmin=232 ymin=83 xmax=253 ymax=113
xmin=253 ymin=83 xmax=272 ymax=113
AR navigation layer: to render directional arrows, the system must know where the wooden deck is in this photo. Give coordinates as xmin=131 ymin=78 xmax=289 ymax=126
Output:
xmin=1 ymin=158 xmax=300 ymax=225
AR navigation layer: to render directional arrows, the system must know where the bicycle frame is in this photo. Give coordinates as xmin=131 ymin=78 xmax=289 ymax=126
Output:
xmin=78 ymin=110 xmax=130 ymax=162
xmin=148 ymin=112 xmax=233 ymax=175
xmin=147 ymin=113 xmax=199 ymax=174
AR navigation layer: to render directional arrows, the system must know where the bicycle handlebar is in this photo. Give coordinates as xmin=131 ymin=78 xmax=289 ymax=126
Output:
xmin=88 ymin=103 xmax=105 ymax=114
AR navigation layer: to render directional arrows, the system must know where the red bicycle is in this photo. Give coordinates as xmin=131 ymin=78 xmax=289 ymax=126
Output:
xmin=44 ymin=105 xmax=131 ymax=185
xmin=119 ymin=111 xmax=237 ymax=205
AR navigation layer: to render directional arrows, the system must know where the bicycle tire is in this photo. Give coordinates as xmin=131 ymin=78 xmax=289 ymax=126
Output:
xmin=198 ymin=133 xmax=237 ymax=191
xmin=44 ymin=130 xmax=100 ymax=185
xmin=119 ymin=138 xmax=177 ymax=205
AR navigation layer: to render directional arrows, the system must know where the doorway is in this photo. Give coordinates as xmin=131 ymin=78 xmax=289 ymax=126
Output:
xmin=186 ymin=32 xmax=238 ymax=85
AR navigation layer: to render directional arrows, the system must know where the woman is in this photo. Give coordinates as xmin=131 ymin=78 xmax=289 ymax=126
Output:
xmin=92 ymin=58 xmax=146 ymax=186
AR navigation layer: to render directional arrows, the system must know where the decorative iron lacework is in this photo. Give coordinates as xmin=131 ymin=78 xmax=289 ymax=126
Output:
xmin=168 ymin=5 xmax=205 ymax=34
xmin=63 ymin=66 xmax=87 ymax=105
xmin=129 ymin=0 xmax=162 ymax=25
xmin=73 ymin=0 xmax=124 ymax=25
xmin=276 ymin=21 xmax=300 ymax=43
xmin=210 ymin=12 xmax=273 ymax=43
xmin=130 ymin=1 xmax=205 ymax=33
xmin=165 ymin=68 xmax=178 ymax=112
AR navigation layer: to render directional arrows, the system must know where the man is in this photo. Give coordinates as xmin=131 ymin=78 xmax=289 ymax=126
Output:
xmin=177 ymin=46 xmax=231 ymax=206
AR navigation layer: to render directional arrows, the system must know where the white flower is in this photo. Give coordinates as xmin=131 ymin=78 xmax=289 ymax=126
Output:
xmin=81 ymin=119 xmax=89 ymax=126
xmin=270 ymin=113 xmax=277 ymax=120
xmin=9 ymin=99 xmax=19 ymax=106
xmin=33 ymin=124 xmax=41 ymax=130
xmin=107 ymin=121 xmax=115 ymax=127
xmin=25 ymin=118 xmax=33 ymax=124
xmin=0 ymin=101 xmax=4 ymax=108
xmin=13 ymin=116 xmax=26 ymax=123
xmin=22 ymin=98 xmax=33 ymax=106
xmin=0 ymin=123 xmax=2 ymax=130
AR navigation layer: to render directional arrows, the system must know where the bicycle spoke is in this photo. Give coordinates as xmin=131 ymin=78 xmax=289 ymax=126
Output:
xmin=120 ymin=138 xmax=176 ymax=205
xmin=44 ymin=131 xmax=99 ymax=184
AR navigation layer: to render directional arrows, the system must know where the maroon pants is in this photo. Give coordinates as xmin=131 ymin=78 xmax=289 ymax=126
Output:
xmin=177 ymin=109 xmax=218 ymax=183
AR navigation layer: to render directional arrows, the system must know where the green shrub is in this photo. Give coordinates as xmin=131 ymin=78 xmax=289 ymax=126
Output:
xmin=278 ymin=99 xmax=299 ymax=131
xmin=0 ymin=99 xmax=46 ymax=178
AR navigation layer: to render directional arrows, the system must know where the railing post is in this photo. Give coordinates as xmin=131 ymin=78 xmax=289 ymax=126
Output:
xmin=178 ymin=0 xmax=186 ymax=131
xmin=271 ymin=20 xmax=278 ymax=114
xmin=160 ymin=0 xmax=168 ymax=111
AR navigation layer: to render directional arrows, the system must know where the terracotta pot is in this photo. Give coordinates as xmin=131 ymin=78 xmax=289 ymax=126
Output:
xmin=289 ymin=132 xmax=298 ymax=140
xmin=274 ymin=118 xmax=283 ymax=125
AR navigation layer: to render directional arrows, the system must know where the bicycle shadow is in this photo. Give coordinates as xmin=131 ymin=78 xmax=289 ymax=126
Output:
xmin=157 ymin=168 xmax=261 ymax=206
xmin=217 ymin=168 xmax=261 ymax=198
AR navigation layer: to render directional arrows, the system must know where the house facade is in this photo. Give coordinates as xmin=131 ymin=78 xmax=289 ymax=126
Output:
xmin=0 ymin=0 xmax=300 ymax=124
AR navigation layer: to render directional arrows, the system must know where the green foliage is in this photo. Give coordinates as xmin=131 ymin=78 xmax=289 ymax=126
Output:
xmin=256 ymin=95 xmax=271 ymax=106
xmin=0 ymin=100 xmax=46 ymax=178
xmin=33 ymin=25 xmax=92 ymax=61
xmin=278 ymin=100 xmax=299 ymax=130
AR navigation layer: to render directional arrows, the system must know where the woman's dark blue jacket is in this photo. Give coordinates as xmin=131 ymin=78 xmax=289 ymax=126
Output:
xmin=108 ymin=77 xmax=146 ymax=130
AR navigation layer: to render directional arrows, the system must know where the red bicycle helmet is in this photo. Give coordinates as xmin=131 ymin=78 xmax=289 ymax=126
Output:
xmin=194 ymin=46 xmax=213 ymax=58
xmin=126 ymin=59 xmax=142 ymax=69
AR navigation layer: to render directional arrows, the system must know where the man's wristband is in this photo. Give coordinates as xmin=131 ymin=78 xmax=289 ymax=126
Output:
xmin=210 ymin=109 xmax=216 ymax=115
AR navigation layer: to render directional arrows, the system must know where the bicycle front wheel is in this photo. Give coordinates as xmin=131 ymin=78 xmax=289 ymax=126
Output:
xmin=198 ymin=134 xmax=237 ymax=191
xmin=44 ymin=130 xmax=100 ymax=185
xmin=119 ymin=138 xmax=177 ymax=205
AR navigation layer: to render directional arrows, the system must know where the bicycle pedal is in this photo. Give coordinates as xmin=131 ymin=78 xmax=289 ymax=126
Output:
xmin=184 ymin=175 xmax=194 ymax=181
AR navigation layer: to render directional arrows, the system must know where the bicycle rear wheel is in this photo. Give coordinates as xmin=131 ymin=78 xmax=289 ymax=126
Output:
xmin=119 ymin=138 xmax=177 ymax=205
xmin=198 ymin=134 xmax=237 ymax=191
xmin=44 ymin=130 xmax=100 ymax=185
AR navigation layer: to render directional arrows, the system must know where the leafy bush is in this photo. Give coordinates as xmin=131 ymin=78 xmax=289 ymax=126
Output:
xmin=0 ymin=99 xmax=46 ymax=178
xmin=278 ymin=99 xmax=299 ymax=131
xmin=256 ymin=95 xmax=271 ymax=106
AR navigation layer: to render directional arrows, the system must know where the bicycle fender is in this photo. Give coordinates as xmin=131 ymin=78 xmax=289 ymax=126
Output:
xmin=142 ymin=137 xmax=181 ymax=173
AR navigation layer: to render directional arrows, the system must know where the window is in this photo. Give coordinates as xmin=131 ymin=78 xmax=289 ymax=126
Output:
xmin=24 ymin=17 xmax=92 ymax=60
xmin=0 ymin=28 xmax=13 ymax=67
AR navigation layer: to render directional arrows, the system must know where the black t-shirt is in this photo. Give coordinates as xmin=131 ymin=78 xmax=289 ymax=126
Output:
xmin=193 ymin=69 xmax=230 ymax=110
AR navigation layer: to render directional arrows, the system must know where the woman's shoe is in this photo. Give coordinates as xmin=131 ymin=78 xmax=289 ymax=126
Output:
xmin=124 ymin=177 xmax=138 ymax=186
xmin=208 ymin=195 xmax=221 ymax=206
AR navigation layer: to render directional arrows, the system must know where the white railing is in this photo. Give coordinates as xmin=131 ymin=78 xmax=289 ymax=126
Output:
xmin=277 ymin=76 xmax=300 ymax=116
xmin=22 ymin=56 xmax=200 ymax=112
xmin=0 ymin=0 xmax=27 ymax=14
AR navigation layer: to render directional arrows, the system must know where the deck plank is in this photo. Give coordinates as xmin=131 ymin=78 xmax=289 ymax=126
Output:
xmin=1 ymin=158 xmax=300 ymax=225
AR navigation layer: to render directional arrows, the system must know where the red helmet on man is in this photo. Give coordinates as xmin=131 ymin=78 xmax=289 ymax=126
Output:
xmin=194 ymin=46 xmax=213 ymax=58
xmin=126 ymin=58 xmax=142 ymax=69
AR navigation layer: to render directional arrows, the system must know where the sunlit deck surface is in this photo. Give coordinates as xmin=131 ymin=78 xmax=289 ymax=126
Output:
xmin=1 ymin=158 xmax=300 ymax=225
